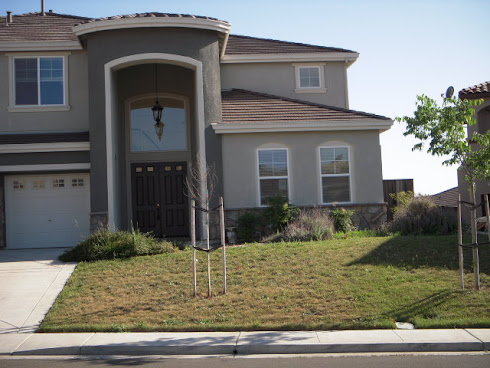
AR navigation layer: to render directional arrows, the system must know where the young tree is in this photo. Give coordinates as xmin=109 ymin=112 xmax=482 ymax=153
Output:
xmin=397 ymin=92 xmax=488 ymax=194
xmin=398 ymin=91 xmax=489 ymax=289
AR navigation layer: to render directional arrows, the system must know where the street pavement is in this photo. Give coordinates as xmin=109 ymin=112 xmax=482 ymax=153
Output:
xmin=1 ymin=353 xmax=490 ymax=368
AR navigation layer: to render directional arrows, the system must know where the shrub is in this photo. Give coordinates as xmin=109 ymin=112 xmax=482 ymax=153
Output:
xmin=390 ymin=191 xmax=414 ymax=215
xmin=284 ymin=208 xmax=334 ymax=241
xmin=388 ymin=195 xmax=457 ymax=235
xmin=59 ymin=228 xmax=176 ymax=262
xmin=330 ymin=208 xmax=356 ymax=233
xmin=237 ymin=212 xmax=260 ymax=242
xmin=263 ymin=196 xmax=300 ymax=232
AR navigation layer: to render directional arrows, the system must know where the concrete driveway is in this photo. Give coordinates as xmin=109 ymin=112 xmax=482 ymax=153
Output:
xmin=0 ymin=248 xmax=76 ymax=334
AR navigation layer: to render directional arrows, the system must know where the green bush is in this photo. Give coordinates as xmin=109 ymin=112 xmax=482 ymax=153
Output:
xmin=284 ymin=208 xmax=334 ymax=241
xmin=59 ymin=228 xmax=176 ymax=262
xmin=388 ymin=195 xmax=457 ymax=235
xmin=263 ymin=196 xmax=300 ymax=232
xmin=237 ymin=212 xmax=260 ymax=242
xmin=330 ymin=208 xmax=356 ymax=233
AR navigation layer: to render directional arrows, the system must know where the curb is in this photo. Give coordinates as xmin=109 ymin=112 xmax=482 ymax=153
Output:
xmin=0 ymin=329 xmax=489 ymax=356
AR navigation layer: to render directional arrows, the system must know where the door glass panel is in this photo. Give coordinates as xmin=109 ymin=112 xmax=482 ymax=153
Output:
xmin=131 ymin=97 xmax=187 ymax=152
xmin=147 ymin=166 xmax=154 ymax=172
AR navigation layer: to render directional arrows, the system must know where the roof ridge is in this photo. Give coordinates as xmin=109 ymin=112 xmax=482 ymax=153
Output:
xmin=224 ymin=89 xmax=391 ymax=120
xmin=228 ymin=34 xmax=356 ymax=53
xmin=14 ymin=12 xmax=90 ymax=20
xmin=432 ymin=187 xmax=458 ymax=196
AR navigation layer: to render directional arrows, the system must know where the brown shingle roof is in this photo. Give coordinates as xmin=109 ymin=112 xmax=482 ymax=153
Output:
xmin=225 ymin=35 xmax=355 ymax=55
xmin=221 ymin=89 xmax=390 ymax=124
xmin=459 ymin=81 xmax=490 ymax=99
xmin=1 ymin=12 xmax=355 ymax=56
xmin=431 ymin=187 xmax=459 ymax=208
xmin=0 ymin=12 xmax=88 ymax=42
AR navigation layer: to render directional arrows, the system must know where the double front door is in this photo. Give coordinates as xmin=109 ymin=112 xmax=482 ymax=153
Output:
xmin=131 ymin=162 xmax=189 ymax=238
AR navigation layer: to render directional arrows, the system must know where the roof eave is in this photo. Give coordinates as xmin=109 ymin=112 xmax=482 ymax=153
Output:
xmin=0 ymin=40 xmax=82 ymax=51
xmin=220 ymin=52 xmax=359 ymax=64
xmin=212 ymin=119 xmax=393 ymax=134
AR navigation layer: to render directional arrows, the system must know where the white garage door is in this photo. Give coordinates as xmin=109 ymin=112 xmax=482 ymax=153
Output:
xmin=5 ymin=173 xmax=90 ymax=249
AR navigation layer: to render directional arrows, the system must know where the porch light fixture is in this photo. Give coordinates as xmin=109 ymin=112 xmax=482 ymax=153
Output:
xmin=152 ymin=64 xmax=164 ymax=141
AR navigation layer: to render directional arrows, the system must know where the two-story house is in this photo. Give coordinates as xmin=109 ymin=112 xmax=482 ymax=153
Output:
xmin=458 ymin=81 xmax=490 ymax=223
xmin=0 ymin=10 xmax=392 ymax=248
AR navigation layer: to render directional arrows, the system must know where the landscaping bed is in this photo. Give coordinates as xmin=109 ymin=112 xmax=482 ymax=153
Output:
xmin=40 ymin=235 xmax=490 ymax=332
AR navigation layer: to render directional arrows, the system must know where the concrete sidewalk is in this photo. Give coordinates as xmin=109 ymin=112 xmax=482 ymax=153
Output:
xmin=0 ymin=329 xmax=489 ymax=356
xmin=0 ymin=248 xmax=76 ymax=334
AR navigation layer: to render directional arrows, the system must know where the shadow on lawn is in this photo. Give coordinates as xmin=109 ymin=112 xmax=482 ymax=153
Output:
xmin=348 ymin=235 xmax=490 ymax=273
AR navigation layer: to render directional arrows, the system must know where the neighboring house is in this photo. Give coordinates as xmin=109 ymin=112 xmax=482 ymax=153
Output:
xmin=0 ymin=10 xmax=392 ymax=248
xmin=431 ymin=187 xmax=458 ymax=219
xmin=458 ymin=81 xmax=490 ymax=223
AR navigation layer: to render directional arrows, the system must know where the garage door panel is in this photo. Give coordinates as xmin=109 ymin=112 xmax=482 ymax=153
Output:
xmin=5 ymin=173 xmax=90 ymax=249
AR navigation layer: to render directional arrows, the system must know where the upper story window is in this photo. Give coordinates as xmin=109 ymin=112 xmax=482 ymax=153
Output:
xmin=9 ymin=53 xmax=70 ymax=112
xmin=320 ymin=146 xmax=351 ymax=203
xmin=299 ymin=67 xmax=320 ymax=88
xmin=15 ymin=57 xmax=64 ymax=105
xmin=293 ymin=63 xmax=327 ymax=94
xmin=258 ymin=148 xmax=289 ymax=206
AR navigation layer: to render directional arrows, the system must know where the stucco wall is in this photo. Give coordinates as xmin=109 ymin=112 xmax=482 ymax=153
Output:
xmin=221 ymin=130 xmax=384 ymax=209
xmin=0 ymin=51 xmax=89 ymax=133
xmin=220 ymin=62 xmax=348 ymax=108
xmin=458 ymin=98 xmax=490 ymax=223
xmin=84 ymin=27 xmax=223 ymax=216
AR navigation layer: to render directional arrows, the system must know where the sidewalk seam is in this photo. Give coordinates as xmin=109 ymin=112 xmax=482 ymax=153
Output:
xmin=464 ymin=328 xmax=485 ymax=351
xmin=234 ymin=331 xmax=241 ymax=356
xmin=10 ymin=334 xmax=33 ymax=355
xmin=79 ymin=332 xmax=96 ymax=355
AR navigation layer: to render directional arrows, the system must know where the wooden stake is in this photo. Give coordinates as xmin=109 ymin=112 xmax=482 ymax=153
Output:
xmin=206 ymin=201 xmax=212 ymax=298
xmin=191 ymin=199 xmax=197 ymax=297
xmin=485 ymin=194 xmax=490 ymax=242
xmin=220 ymin=197 xmax=227 ymax=294
xmin=457 ymin=195 xmax=464 ymax=290
xmin=469 ymin=185 xmax=480 ymax=290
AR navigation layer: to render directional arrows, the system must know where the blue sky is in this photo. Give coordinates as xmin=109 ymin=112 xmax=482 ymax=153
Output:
xmin=3 ymin=0 xmax=489 ymax=194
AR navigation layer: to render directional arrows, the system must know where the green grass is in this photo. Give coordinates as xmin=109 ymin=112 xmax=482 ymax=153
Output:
xmin=40 ymin=235 xmax=490 ymax=332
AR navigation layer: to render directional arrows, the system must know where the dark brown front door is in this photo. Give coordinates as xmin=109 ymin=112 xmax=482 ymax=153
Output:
xmin=131 ymin=162 xmax=189 ymax=238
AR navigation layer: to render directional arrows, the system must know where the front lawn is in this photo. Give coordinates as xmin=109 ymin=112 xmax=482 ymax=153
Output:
xmin=40 ymin=235 xmax=490 ymax=332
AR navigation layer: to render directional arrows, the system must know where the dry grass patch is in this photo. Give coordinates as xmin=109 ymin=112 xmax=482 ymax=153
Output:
xmin=40 ymin=235 xmax=490 ymax=332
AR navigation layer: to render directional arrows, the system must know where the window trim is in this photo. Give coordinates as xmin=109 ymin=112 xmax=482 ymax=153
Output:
xmin=257 ymin=147 xmax=291 ymax=207
xmin=293 ymin=63 xmax=327 ymax=94
xmin=8 ymin=52 xmax=70 ymax=112
xmin=318 ymin=145 xmax=352 ymax=204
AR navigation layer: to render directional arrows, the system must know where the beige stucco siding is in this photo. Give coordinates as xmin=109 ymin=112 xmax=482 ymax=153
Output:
xmin=222 ymin=130 xmax=384 ymax=208
xmin=220 ymin=62 xmax=348 ymax=108
xmin=0 ymin=51 xmax=89 ymax=133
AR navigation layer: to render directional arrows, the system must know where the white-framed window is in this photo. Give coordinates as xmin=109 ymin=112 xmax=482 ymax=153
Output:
xmin=320 ymin=146 xmax=351 ymax=203
xmin=53 ymin=179 xmax=65 ymax=188
xmin=257 ymin=148 xmax=289 ymax=206
xmin=72 ymin=178 xmax=84 ymax=187
xmin=8 ymin=53 xmax=70 ymax=112
xmin=293 ymin=63 xmax=326 ymax=93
